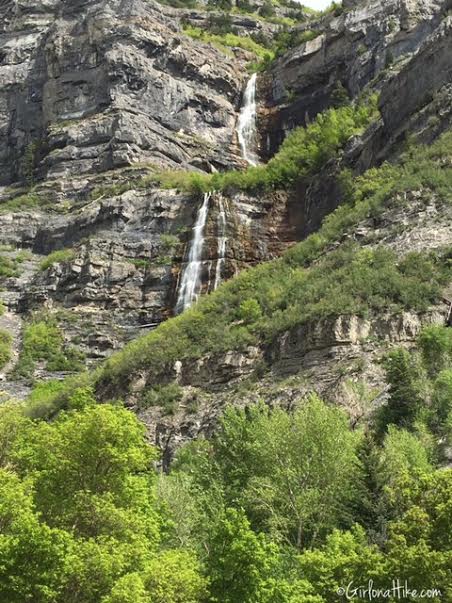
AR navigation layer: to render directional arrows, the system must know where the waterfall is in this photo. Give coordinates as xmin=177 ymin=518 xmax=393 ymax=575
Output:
xmin=236 ymin=73 xmax=259 ymax=166
xmin=175 ymin=191 xmax=211 ymax=313
xmin=214 ymin=197 xmax=227 ymax=290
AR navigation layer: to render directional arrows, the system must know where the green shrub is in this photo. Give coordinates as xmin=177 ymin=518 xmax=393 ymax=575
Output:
xmin=238 ymin=299 xmax=262 ymax=324
xmin=259 ymin=0 xmax=275 ymax=17
xmin=0 ymin=251 xmax=33 ymax=281
xmin=0 ymin=330 xmax=12 ymax=370
xmin=40 ymin=248 xmax=75 ymax=271
xmin=128 ymin=258 xmax=150 ymax=270
xmin=208 ymin=0 xmax=232 ymax=8
xmin=20 ymin=141 xmax=39 ymax=187
xmin=183 ymin=25 xmax=273 ymax=60
xmin=160 ymin=234 xmax=180 ymax=252
xmin=207 ymin=12 xmax=234 ymax=34
xmin=0 ymin=255 xmax=19 ymax=279
xmin=0 ymin=192 xmax=45 ymax=213
xmin=273 ymin=28 xmax=320 ymax=58
xmin=15 ymin=318 xmax=85 ymax=379
xmin=418 ymin=326 xmax=452 ymax=377
xmin=139 ymin=383 xmax=183 ymax=415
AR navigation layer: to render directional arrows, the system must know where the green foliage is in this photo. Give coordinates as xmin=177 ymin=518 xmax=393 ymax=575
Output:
xmin=3 ymin=367 xmax=452 ymax=601
xmin=378 ymin=349 xmax=428 ymax=433
xmin=172 ymin=398 xmax=361 ymax=550
xmin=101 ymin=573 xmax=148 ymax=603
xmin=377 ymin=426 xmax=433 ymax=489
xmin=259 ymin=0 xmax=276 ymax=17
xmin=296 ymin=525 xmax=385 ymax=603
xmin=238 ymin=298 xmax=263 ymax=324
xmin=322 ymin=1 xmax=343 ymax=17
xmin=0 ymin=255 xmax=19 ymax=279
xmin=418 ymin=325 xmax=452 ymax=377
xmin=0 ymin=191 xmax=47 ymax=213
xmin=206 ymin=508 xmax=283 ymax=603
xmin=160 ymin=233 xmax=180 ymax=252
xmin=91 ymin=244 xmax=450 ymax=398
xmin=206 ymin=11 xmax=234 ymax=34
xmin=330 ymin=81 xmax=350 ymax=108
xmin=140 ymin=550 xmax=208 ymax=603
xmin=40 ymin=248 xmax=75 ymax=271
xmin=149 ymin=97 xmax=378 ymax=195
xmin=12 ymin=405 xmax=159 ymax=534
xmin=0 ymin=329 xmax=12 ymax=369
xmin=15 ymin=317 xmax=85 ymax=379
xmin=372 ymin=323 xmax=452 ymax=464
xmin=128 ymin=258 xmax=150 ymax=269
xmin=242 ymin=397 xmax=361 ymax=548
xmin=0 ymin=250 xmax=31 ymax=280
xmin=0 ymin=401 xmax=211 ymax=603
xmin=431 ymin=370 xmax=452 ymax=434
xmin=0 ymin=468 xmax=71 ymax=603
xmin=208 ymin=0 xmax=232 ymax=9
xmin=21 ymin=141 xmax=39 ymax=186
xmin=183 ymin=25 xmax=273 ymax=59
xmin=139 ymin=382 xmax=183 ymax=414
xmin=272 ymin=28 xmax=320 ymax=58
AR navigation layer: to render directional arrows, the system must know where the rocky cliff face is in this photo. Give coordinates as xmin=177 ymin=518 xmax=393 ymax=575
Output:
xmin=261 ymin=0 xmax=451 ymax=156
xmin=0 ymin=0 xmax=252 ymax=185
xmin=0 ymin=0 xmax=450 ymax=414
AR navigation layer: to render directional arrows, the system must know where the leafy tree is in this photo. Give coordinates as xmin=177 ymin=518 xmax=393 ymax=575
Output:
xmin=431 ymin=370 xmax=452 ymax=432
xmin=102 ymin=573 xmax=148 ymax=603
xmin=377 ymin=349 xmax=427 ymax=434
xmin=0 ymin=403 xmax=32 ymax=467
xmin=142 ymin=550 xmax=207 ymax=603
xmin=377 ymin=426 xmax=433 ymax=490
xmin=418 ymin=325 xmax=452 ymax=377
xmin=242 ymin=396 xmax=362 ymax=548
xmin=296 ymin=526 xmax=385 ymax=603
xmin=11 ymin=404 xmax=158 ymax=535
xmin=0 ymin=469 xmax=71 ymax=603
xmin=206 ymin=508 xmax=282 ymax=603
xmin=384 ymin=471 xmax=452 ymax=597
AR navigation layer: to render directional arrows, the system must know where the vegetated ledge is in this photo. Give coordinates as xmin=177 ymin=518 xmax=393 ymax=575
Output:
xmin=24 ymin=129 xmax=452 ymax=418
xmin=86 ymin=97 xmax=379 ymax=202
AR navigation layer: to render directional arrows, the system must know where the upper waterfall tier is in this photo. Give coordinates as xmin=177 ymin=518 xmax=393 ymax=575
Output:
xmin=237 ymin=73 xmax=259 ymax=166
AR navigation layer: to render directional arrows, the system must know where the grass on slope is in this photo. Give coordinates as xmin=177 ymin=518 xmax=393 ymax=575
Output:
xmin=183 ymin=25 xmax=273 ymax=59
xmin=92 ymin=133 xmax=452 ymax=386
xmin=27 ymin=131 xmax=452 ymax=416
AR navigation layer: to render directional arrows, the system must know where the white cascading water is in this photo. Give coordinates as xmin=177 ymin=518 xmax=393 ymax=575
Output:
xmin=175 ymin=191 xmax=211 ymax=313
xmin=214 ymin=197 xmax=227 ymax=290
xmin=236 ymin=73 xmax=259 ymax=166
